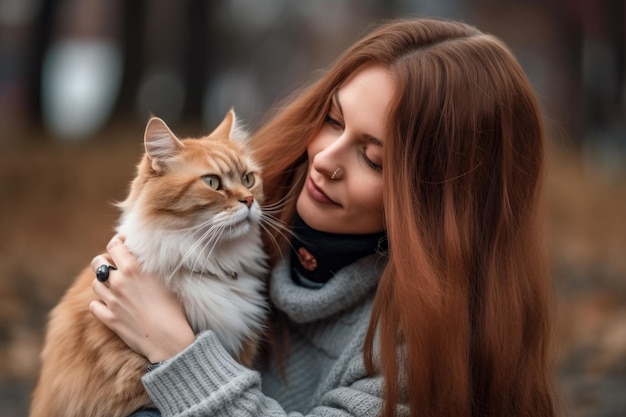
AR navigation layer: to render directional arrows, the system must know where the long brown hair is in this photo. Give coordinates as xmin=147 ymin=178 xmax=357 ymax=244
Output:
xmin=251 ymin=18 xmax=556 ymax=417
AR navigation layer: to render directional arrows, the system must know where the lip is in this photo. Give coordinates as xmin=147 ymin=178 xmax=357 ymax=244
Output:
xmin=306 ymin=176 xmax=341 ymax=206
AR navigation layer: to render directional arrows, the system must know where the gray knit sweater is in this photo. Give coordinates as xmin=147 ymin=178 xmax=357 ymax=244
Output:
xmin=141 ymin=253 xmax=406 ymax=417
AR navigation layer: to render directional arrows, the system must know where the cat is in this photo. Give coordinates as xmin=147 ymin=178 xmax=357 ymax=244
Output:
xmin=30 ymin=110 xmax=269 ymax=417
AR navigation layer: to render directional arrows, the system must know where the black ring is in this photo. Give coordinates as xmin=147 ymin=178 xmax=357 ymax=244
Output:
xmin=96 ymin=264 xmax=117 ymax=282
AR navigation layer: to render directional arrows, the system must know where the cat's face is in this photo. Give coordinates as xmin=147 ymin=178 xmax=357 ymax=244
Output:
xmin=132 ymin=111 xmax=264 ymax=241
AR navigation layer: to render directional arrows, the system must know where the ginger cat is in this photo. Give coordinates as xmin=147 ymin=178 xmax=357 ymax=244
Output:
xmin=31 ymin=110 xmax=268 ymax=417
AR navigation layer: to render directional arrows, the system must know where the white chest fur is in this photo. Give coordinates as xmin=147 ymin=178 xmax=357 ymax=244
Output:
xmin=116 ymin=209 xmax=268 ymax=357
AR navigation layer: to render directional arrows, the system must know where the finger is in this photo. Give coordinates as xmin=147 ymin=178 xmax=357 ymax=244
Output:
xmin=89 ymin=299 xmax=114 ymax=326
xmin=92 ymin=278 xmax=114 ymax=302
xmin=91 ymin=254 xmax=114 ymax=273
xmin=107 ymin=234 xmax=126 ymax=249
xmin=106 ymin=236 xmax=138 ymax=274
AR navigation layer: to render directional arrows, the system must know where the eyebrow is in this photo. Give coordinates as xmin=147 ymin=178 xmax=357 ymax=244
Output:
xmin=332 ymin=92 xmax=384 ymax=147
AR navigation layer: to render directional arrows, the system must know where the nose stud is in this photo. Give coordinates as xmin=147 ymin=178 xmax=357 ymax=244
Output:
xmin=331 ymin=167 xmax=343 ymax=180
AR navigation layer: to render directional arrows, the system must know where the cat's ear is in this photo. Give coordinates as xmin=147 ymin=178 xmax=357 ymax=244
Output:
xmin=210 ymin=108 xmax=248 ymax=142
xmin=144 ymin=117 xmax=184 ymax=172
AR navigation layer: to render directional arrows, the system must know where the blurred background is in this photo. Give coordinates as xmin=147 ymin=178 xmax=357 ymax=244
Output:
xmin=0 ymin=0 xmax=624 ymax=416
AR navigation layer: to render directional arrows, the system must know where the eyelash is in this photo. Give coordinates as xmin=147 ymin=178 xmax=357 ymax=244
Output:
xmin=324 ymin=115 xmax=382 ymax=172
xmin=364 ymin=152 xmax=382 ymax=172
xmin=324 ymin=115 xmax=343 ymax=129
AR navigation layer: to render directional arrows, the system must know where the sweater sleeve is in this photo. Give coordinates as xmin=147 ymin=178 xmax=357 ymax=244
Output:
xmin=141 ymin=331 xmax=408 ymax=417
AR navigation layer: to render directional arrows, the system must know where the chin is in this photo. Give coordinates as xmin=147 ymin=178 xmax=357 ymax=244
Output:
xmin=228 ymin=220 xmax=254 ymax=239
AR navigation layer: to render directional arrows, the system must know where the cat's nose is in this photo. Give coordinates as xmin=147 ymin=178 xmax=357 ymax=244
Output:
xmin=240 ymin=196 xmax=253 ymax=208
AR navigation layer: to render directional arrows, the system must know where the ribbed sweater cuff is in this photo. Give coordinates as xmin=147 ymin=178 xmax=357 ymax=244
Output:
xmin=141 ymin=330 xmax=261 ymax=416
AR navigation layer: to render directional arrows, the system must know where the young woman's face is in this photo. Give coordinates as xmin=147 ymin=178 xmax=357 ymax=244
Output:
xmin=297 ymin=64 xmax=394 ymax=234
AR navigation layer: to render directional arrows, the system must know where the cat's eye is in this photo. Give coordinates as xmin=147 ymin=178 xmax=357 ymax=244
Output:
xmin=202 ymin=175 xmax=221 ymax=190
xmin=242 ymin=172 xmax=255 ymax=188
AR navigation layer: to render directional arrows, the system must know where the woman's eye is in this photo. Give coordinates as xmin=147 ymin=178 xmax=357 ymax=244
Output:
xmin=242 ymin=172 xmax=255 ymax=188
xmin=324 ymin=115 xmax=343 ymax=129
xmin=202 ymin=175 xmax=221 ymax=190
xmin=362 ymin=149 xmax=382 ymax=172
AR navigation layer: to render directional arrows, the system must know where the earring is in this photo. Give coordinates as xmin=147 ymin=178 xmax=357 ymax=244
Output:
xmin=331 ymin=167 xmax=343 ymax=180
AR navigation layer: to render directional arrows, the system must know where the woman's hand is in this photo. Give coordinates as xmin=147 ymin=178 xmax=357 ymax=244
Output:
xmin=89 ymin=235 xmax=195 ymax=363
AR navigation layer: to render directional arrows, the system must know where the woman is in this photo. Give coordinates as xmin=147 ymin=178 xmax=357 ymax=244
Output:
xmin=90 ymin=18 xmax=557 ymax=417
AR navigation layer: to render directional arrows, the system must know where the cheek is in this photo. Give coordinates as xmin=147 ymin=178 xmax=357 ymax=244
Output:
xmin=307 ymin=129 xmax=335 ymax=158
xmin=368 ymin=189 xmax=385 ymax=218
xmin=351 ymin=179 xmax=384 ymax=216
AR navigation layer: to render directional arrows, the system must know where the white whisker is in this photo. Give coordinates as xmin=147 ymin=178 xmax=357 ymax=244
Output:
xmin=259 ymin=212 xmax=299 ymax=255
xmin=260 ymin=172 xmax=303 ymax=212
xmin=260 ymin=214 xmax=294 ymax=239
xmin=190 ymin=225 xmax=224 ymax=278
xmin=168 ymin=222 xmax=221 ymax=282
xmin=261 ymin=194 xmax=296 ymax=212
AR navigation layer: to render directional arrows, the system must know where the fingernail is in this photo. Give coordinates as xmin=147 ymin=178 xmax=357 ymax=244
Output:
xmin=107 ymin=236 xmax=120 ymax=249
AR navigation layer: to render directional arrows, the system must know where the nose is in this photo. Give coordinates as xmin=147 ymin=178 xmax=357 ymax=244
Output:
xmin=312 ymin=135 xmax=347 ymax=178
xmin=240 ymin=195 xmax=254 ymax=208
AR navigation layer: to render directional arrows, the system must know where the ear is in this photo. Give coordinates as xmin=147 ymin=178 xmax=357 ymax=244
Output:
xmin=209 ymin=108 xmax=248 ymax=142
xmin=144 ymin=117 xmax=184 ymax=172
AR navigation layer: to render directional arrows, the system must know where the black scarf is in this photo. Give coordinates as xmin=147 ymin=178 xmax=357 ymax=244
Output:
xmin=290 ymin=213 xmax=387 ymax=287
